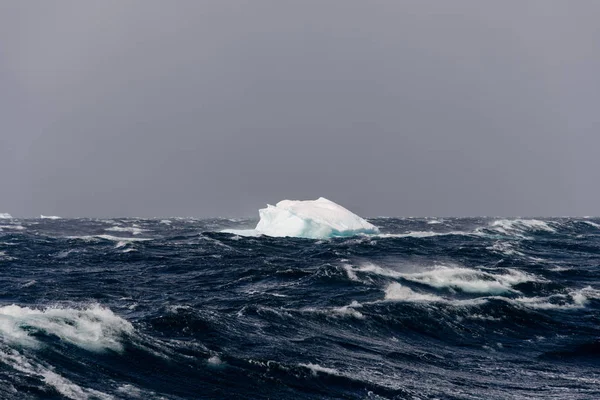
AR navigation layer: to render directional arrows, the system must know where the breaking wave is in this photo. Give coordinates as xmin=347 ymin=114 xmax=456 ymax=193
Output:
xmin=0 ymin=304 xmax=133 ymax=352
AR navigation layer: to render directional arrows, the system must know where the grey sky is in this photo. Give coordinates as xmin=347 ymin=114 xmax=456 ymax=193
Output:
xmin=1 ymin=1 xmax=599 ymax=217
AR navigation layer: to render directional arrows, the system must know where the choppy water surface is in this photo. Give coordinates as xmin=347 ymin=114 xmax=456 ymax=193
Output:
xmin=0 ymin=217 xmax=599 ymax=399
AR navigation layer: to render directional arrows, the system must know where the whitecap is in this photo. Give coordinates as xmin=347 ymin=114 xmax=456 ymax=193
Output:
xmin=0 ymin=303 xmax=133 ymax=352
xmin=384 ymin=282 xmax=444 ymax=302
xmin=299 ymin=362 xmax=341 ymax=376
xmin=570 ymin=285 xmax=600 ymax=306
xmin=489 ymin=219 xmax=556 ymax=236
xmin=105 ymin=226 xmax=147 ymax=235
xmin=376 ymin=230 xmax=479 ymax=239
xmin=399 ymin=266 xmax=538 ymax=294
xmin=302 ymin=301 xmax=365 ymax=319
xmin=67 ymin=235 xmax=152 ymax=243
xmin=487 ymin=241 xmax=525 ymax=257
xmin=583 ymin=221 xmax=600 ymax=229
xmin=0 ymin=225 xmax=25 ymax=231
xmin=208 ymin=355 xmax=224 ymax=366
xmin=40 ymin=215 xmax=62 ymax=220
xmin=0 ymin=348 xmax=113 ymax=400
xmin=349 ymin=263 xmax=540 ymax=295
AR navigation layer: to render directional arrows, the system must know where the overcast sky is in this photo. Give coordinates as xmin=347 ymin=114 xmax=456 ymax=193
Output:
xmin=1 ymin=1 xmax=599 ymax=217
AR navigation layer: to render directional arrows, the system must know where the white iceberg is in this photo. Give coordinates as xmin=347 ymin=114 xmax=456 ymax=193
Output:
xmin=0 ymin=213 xmax=12 ymax=219
xmin=225 ymin=197 xmax=379 ymax=239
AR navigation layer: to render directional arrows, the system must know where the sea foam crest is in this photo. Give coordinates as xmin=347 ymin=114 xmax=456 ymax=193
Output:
xmin=399 ymin=266 xmax=537 ymax=294
xmin=489 ymin=219 xmax=556 ymax=235
xmin=349 ymin=263 xmax=539 ymax=294
xmin=384 ymin=283 xmax=444 ymax=302
xmin=0 ymin=304 xmax=133 ymax=352
xmin=105 ymin=226 xmax=147 ymax=235
xmin=0 ymin=348 xmax=113 ymax=400
xmin=40 ymin=215 xmax=62 ymax=220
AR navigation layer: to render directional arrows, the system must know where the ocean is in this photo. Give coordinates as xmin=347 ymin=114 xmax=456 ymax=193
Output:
xmin=0 ymin=216 xmax=599 ymax=399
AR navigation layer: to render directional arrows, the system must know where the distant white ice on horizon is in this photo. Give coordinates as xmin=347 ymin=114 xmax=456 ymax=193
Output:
xmin=0 ymin=213 xmax=12 ymax=219
xmin=224 ymin=197 xmax=379 ymax=239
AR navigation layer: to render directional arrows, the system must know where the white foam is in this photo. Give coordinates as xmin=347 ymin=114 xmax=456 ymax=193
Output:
xmin=487 ymin=241 xmax=525 ymax=257
xmin=159 ymin=219 xmax=172 ymax=225
xmin=302 ymin=301 xmax=365 ymax=319
xmin=583 ymin=221 xmax=600 ymax=229
xmin=384 ymin=283 xmax=444 ymax=302
xmin=347 ymin=262 xmax=541 ymax=296
xmin=400 ymin=266 xmax=538 ymax=294
xmin=105 ymin=226 xmax=147 ymax=235
xmin=227 ymin=197 xmax=379 ymax=239
xmin=0 ymin=304 xmax=133 ymax=352
xmin=40 ymin=215 xmax=62 ymax=220
xmin=0 ymin=348 xmax=113 ymax=400
xmin=490 ymin=219 xmax=556 ymax=235
xmin=331 ymin=301 xmax=364 ymax=319
xmin=117 ymin=384 xmax=143 ymax=397
xmin=511 ymin=295 xmax=582 ymax=310
xmin=570 ymin=286 xmax=600 ymax=306
xmin=208 ymin=355 xmax=224 ymax=366
xmin=299 ymin=363 xmax=341 ymax=376
xmin=342 ymin=264 xmax=359 ymax=281
xmin=0 ymin=225 xmax=25 ymax=231
xmin=376 ymin=230 xmax=478 ymax=239
xmin=0 ymin=251 xmax=16 ymax=261
xmin=0 ymin=213 xmax=12 ymax=219
xmin=68 ymin=235 xmax=152 ymax=243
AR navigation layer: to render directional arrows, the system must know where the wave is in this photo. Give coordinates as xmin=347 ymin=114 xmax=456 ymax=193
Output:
xmin=400 ymin=266 xmax=539 ymax=294
xmin=0 ymin=348 xmax=112 ymax=400
xmin=384 ymin=283 xmax=444 ymax=302
xmin=0 ymin=251 xmax=16 ymax=261
xmin=375 ymin=230 xmax=478 ymax=239
xmin=0 ymin=303 xmax=133 ymax=352
xmin=582 ymin=220 xmax=600 ymax=229
xmin=0 ymin=225 xmax=25 ymax=231
xmin=301 ymin=301 xmax=365 ymax=319
xmin=487 ymin=241 xmax=525 ymax=257
xmin=488 ymin=219 xmax=557 ymax=236
xmin=67 ymin=234 xmax=152 ymax=244
xmin=105 ymin=226 xmax=147 ymax=235
xmin=299 ymin=363 xmax=341 ymax=377
xmin=40 ymin=215 xmax=62 ymax=220
xmin=499 ymin=286 xmax=599 ymax=310
xmin=347 ymin=263 xmax=539 ymax=294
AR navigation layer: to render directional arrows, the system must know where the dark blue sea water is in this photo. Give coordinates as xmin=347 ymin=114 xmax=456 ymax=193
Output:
xmin=0 ymin=216 xmax=599 ymax=399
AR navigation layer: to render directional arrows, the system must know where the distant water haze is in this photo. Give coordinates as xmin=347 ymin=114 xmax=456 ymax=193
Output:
xmin=2 ymin=1 xmax=599 ymax=217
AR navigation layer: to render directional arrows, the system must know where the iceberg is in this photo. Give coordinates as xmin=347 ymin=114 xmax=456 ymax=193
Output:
xmin=225 ymin=197 xmax=379 ymax=239
xmin=0 ymin=213 xmax=12 ymax=219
